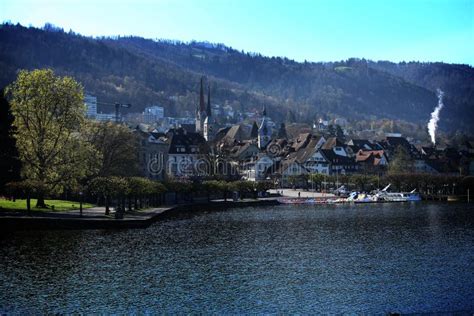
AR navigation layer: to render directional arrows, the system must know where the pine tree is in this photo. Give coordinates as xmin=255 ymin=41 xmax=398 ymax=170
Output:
xmin=277 ymin=122 xmax=288 ymax=139
xmin=286 ymin=110 xmax=296 ymax=123
xmin=335 ymin=125 xmax=344 ymax=139
xmin=250 ymin=121 xmax=258 ymax=138
xmin=328 ymin=124 xmax=336 ymax=136
xmin=0 ymin=90 xmax=21 ymax=192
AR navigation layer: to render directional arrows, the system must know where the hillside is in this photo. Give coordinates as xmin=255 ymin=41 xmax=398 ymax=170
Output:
xmin=1 ymin=23 xmax=473 ymax=133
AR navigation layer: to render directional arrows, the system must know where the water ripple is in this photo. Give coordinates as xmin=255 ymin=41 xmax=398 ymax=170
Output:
xmin=1 ymin=202 xmax=474 ymax=314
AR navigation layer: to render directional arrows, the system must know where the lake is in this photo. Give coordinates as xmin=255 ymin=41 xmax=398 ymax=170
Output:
xmin=1 ymin=202 xmax=474 ymax=314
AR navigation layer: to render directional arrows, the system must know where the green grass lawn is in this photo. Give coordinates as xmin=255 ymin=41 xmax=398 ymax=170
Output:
xmin=0 ymin=198 xmax=95 ymax=212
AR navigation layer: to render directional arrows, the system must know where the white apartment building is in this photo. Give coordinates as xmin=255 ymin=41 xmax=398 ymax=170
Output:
xmin=84 ymin=95 xmax=97 ymax=118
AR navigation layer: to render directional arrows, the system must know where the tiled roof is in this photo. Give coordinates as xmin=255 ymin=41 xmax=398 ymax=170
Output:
xmin=320 ymin=149 xmax=356 ymax=166
xmin=168 ymin=129 xmax=207 ymax=154
xmin=356 ymin=150 xmax=386 ymax=166
xmin=291 ymin=133 xmax=311 ymax=151
xmin=321 ymin=137 xmax=345 ymax=150
xmin=295 ymin=137 xmax=323 ymax=163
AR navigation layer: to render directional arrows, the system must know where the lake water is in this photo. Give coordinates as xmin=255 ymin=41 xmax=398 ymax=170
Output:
xmin=1 ymin=202 xmax=474 ymax=314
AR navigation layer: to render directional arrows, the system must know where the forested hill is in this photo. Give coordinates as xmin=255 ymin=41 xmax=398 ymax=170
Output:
xmin=0 ymin=23 xmax=473 ymax=133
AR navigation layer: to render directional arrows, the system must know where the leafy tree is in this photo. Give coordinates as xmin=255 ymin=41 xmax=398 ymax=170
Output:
xmin=83 ymin=121 xmax=140 ymax=177
xmin=4 ymin=180 xmax=44 ymax=213
xmin=127 ymin=177 xmax=154 ymax=209
xmin=309 ymin=173 xmax=325 ymax=191
xmin=0 ymin=90 xmax=21 ymax=192
xmin=7 ymin=69 xmax=98 ymax=208
xmin=255 ymin=181 xmax=273 ymax=197
xmin=288 ymin=174 xmax=308 ymax=189
xmin=388 ymin=145 xmax=414 ymax=174
xmin=202 ymin=180 xmax=220 ymax=202
xmin=217 ymin=180 xmax=232 ymax=201
xmin=89 ymin=176 xmax=129 ymax=215
xmin=153 ymin=181 xmax=167 ymax=205
xmin=234 ymin=180 xmax=254 ymax=199
xmin=165 ymin=179 xmax=193 ymax=203
xmin=351 ymin=174 xmax=374 ymax=192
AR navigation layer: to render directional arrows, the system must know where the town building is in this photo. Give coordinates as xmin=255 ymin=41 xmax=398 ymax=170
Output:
xmin=84 ymin=94 xmax=97 ymax=118
xmin=135 ymin=124 xmax=168 ymax=180
xmin=143 ymin=105 xmax=164 ymax=124
xmin=167 ymin=128 xmax=208 ymax=177
xmin=355 ymin=149 xmax=388 ymax=174
xmin=242 ymin=153 xmax=274 ymax=182
xmin=258 ymin=105 xmax=272 ymax=149
xmin=95 ymin=113 xmax=116 ymax=121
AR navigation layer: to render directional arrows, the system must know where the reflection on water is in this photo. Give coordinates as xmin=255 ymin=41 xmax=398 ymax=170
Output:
xmin=1 ymin=202 xmax=474 ymax=314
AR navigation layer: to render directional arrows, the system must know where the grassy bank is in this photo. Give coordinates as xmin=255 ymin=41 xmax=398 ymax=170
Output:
xmin=0 ymin=199 xmax=94 ymax=212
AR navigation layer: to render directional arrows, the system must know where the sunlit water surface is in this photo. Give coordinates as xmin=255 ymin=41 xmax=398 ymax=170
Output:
xmin=1 ymin=202 xmax=474 ymax=314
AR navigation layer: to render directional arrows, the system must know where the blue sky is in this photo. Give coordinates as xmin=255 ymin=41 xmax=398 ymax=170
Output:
xmin=1 ymin=0 xmax=473 ymax=65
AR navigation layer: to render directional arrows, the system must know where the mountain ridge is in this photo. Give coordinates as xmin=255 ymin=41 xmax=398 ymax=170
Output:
xmin=1 ymin=23 xmax=473 ymax=134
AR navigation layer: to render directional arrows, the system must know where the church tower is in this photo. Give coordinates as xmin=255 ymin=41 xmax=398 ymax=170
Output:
xmin=195 ymin=77 xmax=207 ymax=134
xmin=204 ymin=85 xmax=215 ymax=141
xmin=258 ymin=105 xmax=272 ymax=149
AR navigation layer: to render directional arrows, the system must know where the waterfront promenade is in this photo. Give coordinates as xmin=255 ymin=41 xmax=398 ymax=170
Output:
xmin=0 ymin=199 xmax=280 ymax=231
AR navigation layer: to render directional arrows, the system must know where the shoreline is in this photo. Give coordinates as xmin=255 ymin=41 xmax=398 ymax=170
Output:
xmin=0 ymin=199 xmax=280 ymax=231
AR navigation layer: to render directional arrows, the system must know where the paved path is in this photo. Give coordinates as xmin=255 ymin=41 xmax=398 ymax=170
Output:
xmin=1 ymin=198 xmax=280 ymax=220
xmin=64 ymin=206 xmax=170 ymax=219
xmin=269 ymin=189 xmax=335 ymax=198
xmin=0 ymin=199 xmax=281 ymax=230
xmin=0 ymin=206 xmax=172 ymax=220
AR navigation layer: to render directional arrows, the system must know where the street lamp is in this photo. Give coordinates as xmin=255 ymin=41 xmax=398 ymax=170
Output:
xmin=79 ymin=191 xmax=83 ymax=217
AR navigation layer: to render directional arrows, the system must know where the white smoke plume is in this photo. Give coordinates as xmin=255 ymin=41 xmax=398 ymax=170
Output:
xmin=427 ymin=89 xmax=444 ymax=145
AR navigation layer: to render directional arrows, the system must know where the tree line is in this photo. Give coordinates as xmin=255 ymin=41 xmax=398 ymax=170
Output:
xmin=0 ymin=68 xmax=275 ymax=213
xmin=294 ymin=173 xmax=472 ymax=197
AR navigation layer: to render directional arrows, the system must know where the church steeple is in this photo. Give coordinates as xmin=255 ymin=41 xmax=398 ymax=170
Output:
xmin=196 ymin=77 xmax=207 ymax=134
xmin=258 ymin=105 xmax=272 ymax=149
xmin=206 ymin=84 xmax=212 ymax=117
xmin=204 ymin=83 xmax=215 ymax=142
xmin=199 ymin=77 xmax=205 ymax=112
